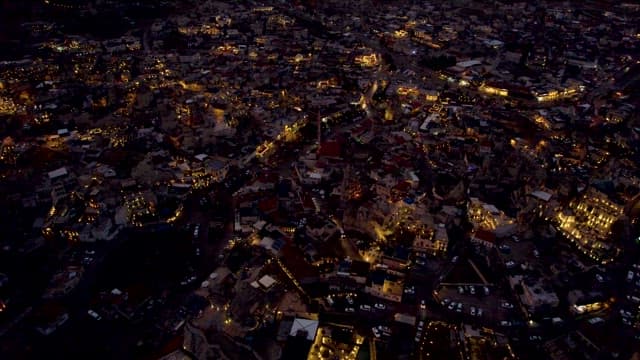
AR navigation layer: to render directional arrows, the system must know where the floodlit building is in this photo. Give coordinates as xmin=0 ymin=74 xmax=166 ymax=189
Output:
xmin=556 ymin=188 xmax=623 ymax=264
xmin=468 ymin=198 xmax=517 ymax=238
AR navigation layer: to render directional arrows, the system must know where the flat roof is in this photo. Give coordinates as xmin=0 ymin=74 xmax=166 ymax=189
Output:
xmin=482 ymin=204 xmax=500 ymax=214
xmin=48 ymin=167 xmax=68 ymax=179
xmin=289 ymin=318 xmax=319 ymax=341
xmin=258 ymin=274 xmax=276 ymax=289
xmin=456 ymin=59 xmax=483 ymax=68
xmin=530 ymin=190 xmax=552 ymax=202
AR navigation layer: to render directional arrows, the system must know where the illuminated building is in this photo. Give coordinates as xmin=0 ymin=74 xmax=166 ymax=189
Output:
xmin=255 ymin=141 xmax=276 ymax=160
xmin=0 ymin=136 xmax=16 ymax=165
xmin=568 ymin=290 xmax=609 ymax=315
xmin=479 ymin=83 xmax=508 ymax=97
xmin=556 ymin=188 xmax=623 ymax=264
xmin=355 ymin=53 xmax=379 ymax=67
xmin=177 ymin=24 xmax=220 ymax=36
xmin=468 ymin=198 xmax=517 ymax=238
xmin=412 ymin=225 xmax=448 ymax=257
xmin=307 ymin=325 xmax=363 ymax=360
xmin=533 ymin=113 xmax=552 ymax=130
xmin=424 ymin=90 xmax=439 ymax=102
xmin=0 ymin=96 xmax=18 ymax=115
xmin=534 ymin=86 xmax=582 ymax=102
xmin=123 ymin=192 xmax=158 ymax=227
xmin=396 ymin=86 xmax=420 ymax=97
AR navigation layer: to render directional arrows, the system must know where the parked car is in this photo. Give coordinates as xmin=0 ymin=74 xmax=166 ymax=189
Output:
xmin=180 ymin=275 xmax=197 ymax=286
xmin=588 ymin=317 xmax=604 ymax=325
xmin=346 ymin=296 xmax=354 ymax=305
xmin=87 ymin=309 xmax=102 ymax=321
xmin=326 ymin=296 xmax=335 ymax=306
xmin=620 ymin=309 xmax=633 ymax=318
xmin=501 ymin=302 xmax=515 ymax=309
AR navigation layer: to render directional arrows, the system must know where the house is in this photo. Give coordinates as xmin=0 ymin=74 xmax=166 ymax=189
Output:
xmin=48 ymin=167 xmax=68 ymax=182
xmin=205 ymin=158 xmax=229 ymax=181
xmin=468 ymin=198 xmax=517 ymax=238
xmin=365 ymin=269 xmax=404 ymax=302
xmin=413 ymin=225 xmax=448 ymax=257
xmin=471 ymin=229 xmax=496 ymax=248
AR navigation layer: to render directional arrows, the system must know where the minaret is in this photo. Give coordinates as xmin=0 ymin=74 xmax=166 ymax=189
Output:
xmin=316 ymin=111 xmax=322 ymax=153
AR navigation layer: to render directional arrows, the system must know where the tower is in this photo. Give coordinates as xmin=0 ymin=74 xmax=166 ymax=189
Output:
xmin=317 ymin=111 xmax=321 ymax=151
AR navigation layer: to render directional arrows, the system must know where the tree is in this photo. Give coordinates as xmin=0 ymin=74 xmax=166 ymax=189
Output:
xmin=419 ymin=54 xmax=456 ymax=71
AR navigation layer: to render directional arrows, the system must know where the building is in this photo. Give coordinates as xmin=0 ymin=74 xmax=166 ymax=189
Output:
xmin=365 ymin=269 xmax=404 ymax=302
xmin=509 ymin=275 xmax=559 ymax=314
xmin=468 ymin=198 xmax=517 ymax=238
xmin=556 ymin=188 xmax=623 ymax=264
xmin=413 ymin=224 xmax=448 ymax=257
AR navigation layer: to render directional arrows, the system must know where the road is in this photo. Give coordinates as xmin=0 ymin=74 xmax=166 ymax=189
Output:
xmin=184 ymin=194 xmax=232 ymax=270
